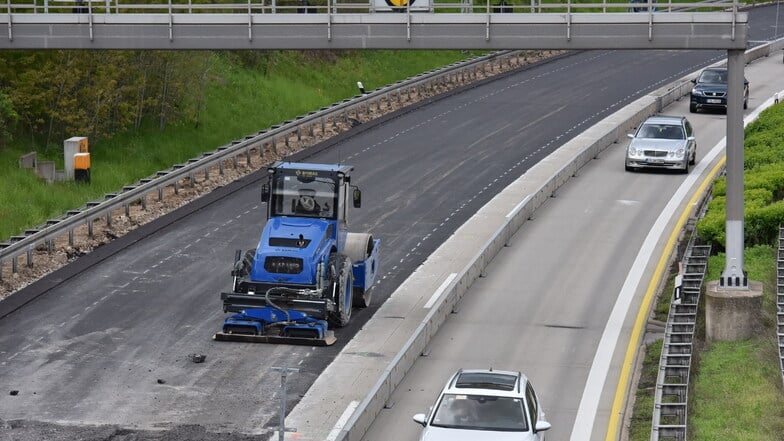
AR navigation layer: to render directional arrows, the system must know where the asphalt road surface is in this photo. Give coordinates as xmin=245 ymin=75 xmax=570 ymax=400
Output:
xmin=359 ymin=45 xmax=784 ymax=441
xmin=1 ymin=5 xmax=781 ymax=440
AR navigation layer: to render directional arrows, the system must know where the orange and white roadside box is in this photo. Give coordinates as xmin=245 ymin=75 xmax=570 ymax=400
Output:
xmin=74 ymin=152 xmax=91 ymax=183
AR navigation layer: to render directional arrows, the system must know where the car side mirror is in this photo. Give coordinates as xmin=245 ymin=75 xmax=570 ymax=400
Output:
xmin=534 ymin=420 xmax=552 ymax=433
xmin=691 ymin=78 xmax=697 ymax=84
xmin=353 ymin=188 xmax=362 ymax=208
xmin=261 ymin=184 xmax=270 ymax=203
xmin=413 ymin=413 xmax=427 ymax=427
xmin=627 ymin=133 xmax=635 ymax=139
xmin=687 ymin=136 xmax=695 ymax=141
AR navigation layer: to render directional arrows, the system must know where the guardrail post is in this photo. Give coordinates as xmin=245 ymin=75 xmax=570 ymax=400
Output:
xmin=68 ymin=229 xmax=74 ymax=246
xmin=173 ymin=181 xmax=179 ymax=195
xmin=219 ymin=160 xmax=225 ymax=175
xmin=124 ymin=203 xmax=130 ymax=217
xmin=12 ymin=255 xmax=17 ymax=274
xmin=168 ymin=0 xmax=173 ymax=41
xmin=158 ymin=187 xmax=164 ymax=201
xmin=105 ymin=211 xmax=112 ymax=227
xmin=6 ymin=0 xmax=13 ymax=42
xmin=245 ymin=148 xmax=252 ymax=166
xmin=0 ymin=258 xmax=3 ymax=281
xmin=26 ymin=245 xmax=33 ymax=268
xmin=187 ymin=172 xmax=195 ymax=188
xmin=141 ymin=194 xmax=148 ymax=210
xmin=88 ymin=219 xmax=94 ymax=238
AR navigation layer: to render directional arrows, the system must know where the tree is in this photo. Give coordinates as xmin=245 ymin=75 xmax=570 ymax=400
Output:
xmin=0 ymin=90 xmax=18 ymax=148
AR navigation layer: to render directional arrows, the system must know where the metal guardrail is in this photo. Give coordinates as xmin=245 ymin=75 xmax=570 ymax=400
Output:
xmin=3 ymin=0 xmax=739 ymax=15
xmin=777 ymin=226 xmax=784 ymax=388
xmin=0 ymin=49 xmax=527 ymax=281
xmin=650 ymin=234 xmax=711 ymax=441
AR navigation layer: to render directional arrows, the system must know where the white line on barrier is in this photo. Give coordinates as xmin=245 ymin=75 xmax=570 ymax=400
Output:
xmin=506 ymin=195 xmax=532 ymax=219
xmin=424 ymin=272 xmax=458 ymax=309
xmin=326 ymin=400 xmax=360 ymax=441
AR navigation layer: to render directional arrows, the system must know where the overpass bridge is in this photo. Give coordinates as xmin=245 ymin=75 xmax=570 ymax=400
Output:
xmin=1 ymin=0 xmax=748 ymax=50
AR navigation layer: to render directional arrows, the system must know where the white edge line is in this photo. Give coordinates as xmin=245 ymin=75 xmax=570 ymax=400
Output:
xmin=423 ymin=273 xmax=458 ymax=309
xmin=326 ymin=400 xmax=360 ymax=441
xmin=568 ymin=91 xmax=780 ymax=441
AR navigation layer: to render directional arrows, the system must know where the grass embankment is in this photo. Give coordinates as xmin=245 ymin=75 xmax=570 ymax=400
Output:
xmin=629 ymin=247 xmax=784 ymax=440
xmin=691 ymin=247 xmax=784 ymax=440
xmin=0 ymin=50 xmax=480 ymax=241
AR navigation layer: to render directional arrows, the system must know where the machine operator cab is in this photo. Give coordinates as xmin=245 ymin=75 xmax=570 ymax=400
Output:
xmin=261 ymin=162 xmax=361 ymax=223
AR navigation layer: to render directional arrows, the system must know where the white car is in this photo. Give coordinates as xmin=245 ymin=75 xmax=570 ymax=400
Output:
xmin=413 ymin=369 xmax=551 ymax=441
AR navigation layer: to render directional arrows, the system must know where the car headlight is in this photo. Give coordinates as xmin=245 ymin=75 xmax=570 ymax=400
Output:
xmin=670 ymin=149 xmax=685 ymax=159
xmin=628 ymin=147 xmax=641 ymax=156
xmin=691 ymin=88 xmax=703 ymax=96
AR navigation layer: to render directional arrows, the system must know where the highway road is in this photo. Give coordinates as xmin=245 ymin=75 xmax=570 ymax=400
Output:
xmin=0 ymin=5 xmax=782 ymax=440
xmin=357 ymin=48 xmax=784 ymax=441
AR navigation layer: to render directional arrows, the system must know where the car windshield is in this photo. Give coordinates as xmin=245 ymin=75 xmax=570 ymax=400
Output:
xmin=430 ymin=394 xmax=528 ymax=432
xmin=637 ymin=123 xmax=684 ymax=140
xmin=698 ymin=70 xmax=726 ymax=84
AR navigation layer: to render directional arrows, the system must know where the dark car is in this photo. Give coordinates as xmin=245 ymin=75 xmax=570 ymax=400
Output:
xmin=689 ymin=67 xmax=748 ymax=113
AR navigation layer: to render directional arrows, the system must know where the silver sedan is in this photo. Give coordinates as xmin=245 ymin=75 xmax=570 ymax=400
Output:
xmin=625 ymin=115 xmax=697 ymax=173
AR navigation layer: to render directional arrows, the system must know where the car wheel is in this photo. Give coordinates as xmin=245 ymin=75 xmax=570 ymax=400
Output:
xmin=689 ymin=102 xmax=697 ymax=113
xmin=682 ymin=160 xmax=690 ymax=174
xmin=743 ymin=97 xmax=748 ymax=110
xmin=690 ymin=150 xmax=696 ymax=165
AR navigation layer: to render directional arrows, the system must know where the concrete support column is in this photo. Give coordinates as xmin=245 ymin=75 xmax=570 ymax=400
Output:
xmin=721 ymin=49 xmax=747 ymax=288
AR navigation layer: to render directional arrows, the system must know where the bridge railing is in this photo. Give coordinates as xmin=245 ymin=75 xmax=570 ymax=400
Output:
xmin=4 ymin=0 xmax=739 ymax=15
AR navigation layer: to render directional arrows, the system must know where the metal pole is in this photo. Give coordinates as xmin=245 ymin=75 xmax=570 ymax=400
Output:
xmin=721 ymin=49 xmax=747 ymax=289
xmin=279 ymin=371 xmax=286 ymax=441
xmin=271 ymin=366 xmax=299 ymax=441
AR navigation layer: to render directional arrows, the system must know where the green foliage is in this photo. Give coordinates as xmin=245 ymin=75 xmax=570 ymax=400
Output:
xmin=0 ymin=50 xmax=213 ymax=147
xmin=691 ymin=340 xmax=784 ymax=441
xmin=697 ymin=102 xmax=784 ymax=249
xmin=0 ymin=49 xmax=477 ymax=240
xmin=0 ymin=90 xmax=18 ymax=147
xmin=692 ymin=246 xmax=784 ymax=441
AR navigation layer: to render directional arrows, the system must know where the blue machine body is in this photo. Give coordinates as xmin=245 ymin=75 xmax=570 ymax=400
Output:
xmin=215 ymin=162 xmax=379 ymax=346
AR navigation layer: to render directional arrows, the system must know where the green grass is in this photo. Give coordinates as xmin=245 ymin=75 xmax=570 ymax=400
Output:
xmin=690 ymin=245 xmax=784 ymax=440
xmin=629 ymin=339 xmax=663 ymax=441
xmin=691 ymin=340 xmax=784 ymax=440
xmin=630 ymin=246 xmax=784 ymax=440
xmin=0 ymin=50 xmax=482 ymax=241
